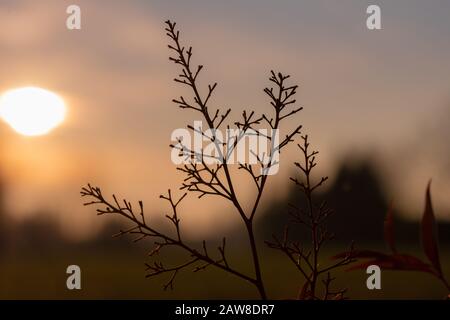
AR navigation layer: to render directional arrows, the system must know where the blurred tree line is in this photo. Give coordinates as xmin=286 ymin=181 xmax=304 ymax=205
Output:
xmin=0 ymin=157 xmax=448 ymax=257
xmin=259 ymin=158 xmax=450 ymax=246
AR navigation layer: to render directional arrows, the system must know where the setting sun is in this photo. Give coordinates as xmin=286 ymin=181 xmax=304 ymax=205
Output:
xmin=0 ymin=87 xmax=66 ymax=136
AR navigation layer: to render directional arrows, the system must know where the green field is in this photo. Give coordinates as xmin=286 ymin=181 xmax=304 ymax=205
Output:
xmin=0 ymin=244 xmax=448 ymax=300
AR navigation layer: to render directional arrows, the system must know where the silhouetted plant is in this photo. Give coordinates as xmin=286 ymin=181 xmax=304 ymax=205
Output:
xmin=81 ymin=20 xmax=304 ymax=299
xmin=266 ymin=135 xmax=355 ymax=300
xmin=80 ymin=19 xmax=449 ymax=301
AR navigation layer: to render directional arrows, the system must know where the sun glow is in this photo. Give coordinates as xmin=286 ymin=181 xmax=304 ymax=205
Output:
xmin=0 ymin=87 xmax=66 ymax=136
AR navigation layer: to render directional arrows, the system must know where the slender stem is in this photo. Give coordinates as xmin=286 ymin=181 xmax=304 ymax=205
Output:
xmin=303 ymin=137 xmax=318 ymax=298
xmin=245 ymin=221 xmax=267 ymax=299
xmin=171 ymin=23 xmax=247 ymax=222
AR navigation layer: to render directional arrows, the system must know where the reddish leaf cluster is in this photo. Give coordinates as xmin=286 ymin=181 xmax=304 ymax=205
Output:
xmin=335 ymin=181 xmax=450 ymax=295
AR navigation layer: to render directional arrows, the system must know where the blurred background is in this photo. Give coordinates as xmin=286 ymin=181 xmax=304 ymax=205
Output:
xmin=0 ymin=0 xmax=449 ymax=299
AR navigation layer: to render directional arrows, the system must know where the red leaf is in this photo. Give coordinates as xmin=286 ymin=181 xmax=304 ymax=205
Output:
xmin=421 ymin=181 xmax=442 ymax=276
xmin=393 ymin=254 xmax=435 ymax=274
xmin=384 ymin=201 xmax=397 ymax=253
xmin=346 ymin=254 xmax=434 ymax=274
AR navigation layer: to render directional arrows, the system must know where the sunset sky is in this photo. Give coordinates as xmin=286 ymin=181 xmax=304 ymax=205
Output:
xmin=0 ymin=0 xmax=449 ymax=239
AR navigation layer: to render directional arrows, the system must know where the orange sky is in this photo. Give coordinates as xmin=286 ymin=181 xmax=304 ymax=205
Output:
xmin=0 ymin=0 xmax=449 ymax=239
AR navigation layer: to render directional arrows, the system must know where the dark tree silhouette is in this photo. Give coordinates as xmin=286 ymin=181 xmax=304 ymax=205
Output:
xmin=260 ymin=159 xmax=388 ymax=243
